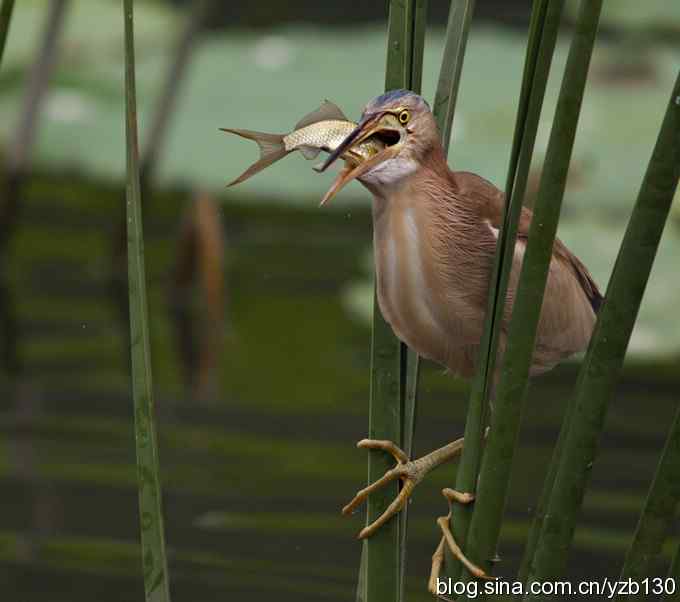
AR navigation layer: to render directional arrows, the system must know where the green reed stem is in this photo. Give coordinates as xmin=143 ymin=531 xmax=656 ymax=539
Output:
xmin=0 ymin=0 xmax=14 ymax=67
xmin=525 ymin=72 xmax=680 ymax=600
xmin=362 ymin=3 xmax=426 ymax=601
xmin=451 ymin=0 xmax=563 ymax=578
xmin=400 ymin=0 xmax=427 ymax=465
xmin=431 ymin=0 xmax=477 ymax=578
xmin=462 ymin=1 xmax=601 ymax=589
xmin=123 ymin=1 xmax=172 ymax=601
xmin=617 ymin=403 xmax=680 ymax=596
xmin=399 ymin=3 xmax=427 ymax=600
xmin=433 ymin=0 xmax=476 ymax=155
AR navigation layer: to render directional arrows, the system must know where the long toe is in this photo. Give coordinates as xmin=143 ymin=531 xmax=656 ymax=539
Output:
xmin=343 ymin=437 xmax=467 ymax=539
xmin=437 ymin=516 xmax=496 ymax=581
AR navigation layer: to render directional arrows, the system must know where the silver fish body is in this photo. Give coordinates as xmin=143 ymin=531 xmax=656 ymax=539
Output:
xmin=283 ymin=119 xmax=383 ymax=164
xmin=222 ymin=101 xmax=384 ymax=187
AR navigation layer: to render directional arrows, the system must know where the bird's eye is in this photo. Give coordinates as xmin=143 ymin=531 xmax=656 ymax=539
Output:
xmin=398 ymin=109 xmax=410 ymax=124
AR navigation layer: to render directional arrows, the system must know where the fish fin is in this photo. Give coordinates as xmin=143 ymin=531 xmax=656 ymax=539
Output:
xmin=220 ymin=128 xmax=290 ymax=186
xmin=299 ymin=145 xmax=321 ymax=160
xmin=294 ymin=100 xmax=349 ymax=130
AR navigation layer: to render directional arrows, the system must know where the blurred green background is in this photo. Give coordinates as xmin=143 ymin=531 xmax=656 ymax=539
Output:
xmin=0 ymin=1 xmax=678 ymax=600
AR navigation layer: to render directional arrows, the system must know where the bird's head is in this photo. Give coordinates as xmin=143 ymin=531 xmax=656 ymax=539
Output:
xmin=318 ymin=90 xmax=440 ymax=204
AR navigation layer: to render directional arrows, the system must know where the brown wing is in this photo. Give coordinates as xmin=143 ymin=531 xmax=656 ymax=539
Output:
xmin=458 ymin=171 xmax=602 ymax=374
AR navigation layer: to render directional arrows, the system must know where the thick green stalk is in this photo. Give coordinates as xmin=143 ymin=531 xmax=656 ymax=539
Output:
xmin=123 ymin=1 xmax=172 ymax=601
xmin=431 ymin=0 xmax=477 ymax=576
xmin=451 ymin=0 xmax=563 ymax=574
xmin=407 ymin=0 xmax=428 ymax=100
xmin=525 ymin=72 xmax=680 ymax=600
xmin=400 ymin=0 xmax=427 ymax=463
xmin=398 ymin=346 xmax=419 ymax=602
xmin=364 ymin=3 xmax=425 ymax=601
xmin=0 ymin=0 xmax=14 ymax=66
xmin=617 ymin=404 xmax=680 ymax=596
xmin=399 ymin=5 xmax=427 ymax=600
xmin=462 ymin=0 xmax=602 ymax=587
xmin=516 ymin=412 xmax=564 ymax=585
xmin=365 ymin=296 xmax=402 ymax=602
xmin=433 ymin=0 xmax=476 ymax=155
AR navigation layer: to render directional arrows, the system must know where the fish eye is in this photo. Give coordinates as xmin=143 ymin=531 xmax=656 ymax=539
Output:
xmin=398 ymin=109 xmax=410 ymax=124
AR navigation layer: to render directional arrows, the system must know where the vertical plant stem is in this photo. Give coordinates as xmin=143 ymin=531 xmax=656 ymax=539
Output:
xmin=124 ymin=2 xmax=172 ymax=601
xmin=525 ymin=72 xmax=680 ymax=600
xmin=365 ymin=284 xmax=402 ymax=602
xmin=516 ymin=411 xmax=565 ymax=586
xmin=0 ymin=0 xmax=15 ymax=66
xmin=407 ymin=0 xmax=428 ymax=99
xmin=462 ymin=0 xmax=602 ymax=587
xmin=401 ymin=0 xmax=427 ymax=463
xmin=617 ymin=404 xmax=680 ymax=595
xmin=399 ymin=3 xmax=427 ymax=600
xmin=366 ymin=3 xmax=408 ymax=599
xmin=431 ymin=0 xmax=477 ymax=576
xmin=398 ymin=346 xmax=419 ymax=602
xmin=433 ymin=0 xmax=476 ymax=155
xmin=362 ymin=3 xmax=425 ymax=602
xmin=451 ymin=0 xmax=562 ymax=577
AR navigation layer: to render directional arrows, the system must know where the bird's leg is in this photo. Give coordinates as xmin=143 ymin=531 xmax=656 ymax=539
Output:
xmin=429 ymin=536 xmax=448 ymax=597
xmin=342 ymin=436 xmax=465 ymax=539
xmin=428 ymin=488 xmax=495 ymax=592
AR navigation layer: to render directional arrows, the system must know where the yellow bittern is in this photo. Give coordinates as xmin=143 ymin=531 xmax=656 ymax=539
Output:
xmin=318 ymin=90 xmax=602 ymax=585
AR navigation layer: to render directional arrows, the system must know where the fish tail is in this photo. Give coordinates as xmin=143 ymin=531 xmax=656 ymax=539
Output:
xmin=220 ymin=128 xmax=290 ymax=186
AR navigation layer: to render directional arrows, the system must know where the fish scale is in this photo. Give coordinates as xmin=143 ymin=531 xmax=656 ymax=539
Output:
xmin=285 ymin=120 xmax=383 ymax=161
xmin=222 ymin=100 xmax=384 ymax=187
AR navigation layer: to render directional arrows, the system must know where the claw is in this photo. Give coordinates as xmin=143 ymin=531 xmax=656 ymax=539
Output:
xmin=428 ymin=486 xmax=496 ymax=589
xmin=357 ymin=479 xmax=415 ymax=539
xmin=356 ymin=438 xmax=409 ymax=463
xmin=442 ymin=488 xmax=474 ymax=505
xmin=436 ymin=515 xmax=496 ymax=581
xmin=344 ymin=437 xmax=466 ymax=540
xmin=428 ymin=536 xmax=446 ymax=595
xmin=342 ymin=439 xmax=415 ymax=538
xmin=341 ymin=464 xmax=405 ymax=516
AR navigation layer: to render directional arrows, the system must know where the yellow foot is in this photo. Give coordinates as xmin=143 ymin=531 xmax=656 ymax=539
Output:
xmin=342 ymin=437 xmax=465 ymax=539
xmin=428 ymin=488 xmax=495 ymax=592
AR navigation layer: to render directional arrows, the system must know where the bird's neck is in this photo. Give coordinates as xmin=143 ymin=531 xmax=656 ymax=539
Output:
xmin=362 ymin=144 xmax=422 ymax=196
xmin=368 ymin=144 xmax=489 ymax=304
xmin=367 ymin=144 xmax=473 ymax=222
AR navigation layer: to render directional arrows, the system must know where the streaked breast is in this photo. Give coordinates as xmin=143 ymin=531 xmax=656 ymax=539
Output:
xmin=374 ymin=202 xmax=446 ymax=364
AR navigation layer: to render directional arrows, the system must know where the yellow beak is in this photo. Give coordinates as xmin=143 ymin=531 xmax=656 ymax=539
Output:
xmin=318 ymin=113 xmax=404 ymax=206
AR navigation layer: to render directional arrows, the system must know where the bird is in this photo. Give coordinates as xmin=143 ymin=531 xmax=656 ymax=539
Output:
xmin=318 ymin=89 xmax=602 ymax=587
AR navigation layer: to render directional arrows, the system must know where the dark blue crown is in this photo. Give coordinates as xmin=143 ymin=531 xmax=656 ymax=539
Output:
xmin=366 ymin=89 xmax=430 ymax=112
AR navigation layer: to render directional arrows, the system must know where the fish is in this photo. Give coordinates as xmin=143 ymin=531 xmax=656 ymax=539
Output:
xmin=220 ymin=100 xmax=385 ymax=187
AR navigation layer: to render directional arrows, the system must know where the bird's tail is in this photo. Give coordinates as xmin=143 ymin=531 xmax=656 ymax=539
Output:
xmin=220 ymin=128 xmax=290 ymax=187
